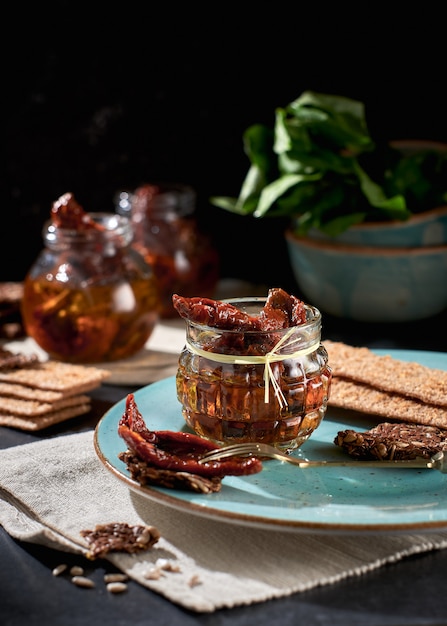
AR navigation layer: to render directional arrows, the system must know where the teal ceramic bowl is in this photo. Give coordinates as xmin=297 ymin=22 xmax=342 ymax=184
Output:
xmin=285 ymin=231 xmax=447 ymax=322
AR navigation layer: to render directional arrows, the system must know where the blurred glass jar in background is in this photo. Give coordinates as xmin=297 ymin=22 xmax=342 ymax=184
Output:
xmin=21 ymin=192 xmax=160 ymax=363
xmin=115 ymin=183 xmax=220 ymax=318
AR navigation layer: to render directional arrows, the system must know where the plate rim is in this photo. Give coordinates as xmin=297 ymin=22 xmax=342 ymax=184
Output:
xmin=94 ymin=347 xmax=447 ymax=534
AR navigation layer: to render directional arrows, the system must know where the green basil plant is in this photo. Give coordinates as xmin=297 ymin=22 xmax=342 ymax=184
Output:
xmin=211 ymin=91 xmax=447 ymax=237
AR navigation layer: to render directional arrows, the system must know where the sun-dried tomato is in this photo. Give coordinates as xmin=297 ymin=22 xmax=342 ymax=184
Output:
xmin=172 ymin=288 xmax=306 ymax=332
xmin=172 ymin=288 xmax=308 ymax=356
xmin=260 ymin=287 xmax=307 ymax=327
xmin=172 ymin=294 xmax=263 ymax=331
xmin=118 ymin=394 xmax=263 ymax=479
xmin=50 ymin=192 xmax=105 ymax=230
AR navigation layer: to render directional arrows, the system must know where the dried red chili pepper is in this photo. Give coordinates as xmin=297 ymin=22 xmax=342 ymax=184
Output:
xmin=118 ymin=394 xmax=263 ymax=478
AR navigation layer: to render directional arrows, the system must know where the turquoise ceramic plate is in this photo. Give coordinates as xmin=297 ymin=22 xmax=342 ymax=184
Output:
xmin=94 ymin=349 xmax=447 ymax=533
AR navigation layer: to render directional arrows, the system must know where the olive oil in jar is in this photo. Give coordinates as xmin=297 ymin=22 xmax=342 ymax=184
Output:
xmin=175 ymin=296 xmax=332 ymax=452
xmin=22 ymin=193 xmax=160 ymax=363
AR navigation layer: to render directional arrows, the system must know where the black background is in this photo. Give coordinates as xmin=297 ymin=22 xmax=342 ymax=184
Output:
xmin=3 ymin=6 xmax=446 ymax=289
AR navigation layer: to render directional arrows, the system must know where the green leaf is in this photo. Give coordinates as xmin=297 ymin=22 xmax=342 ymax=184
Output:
xmin=353 ymin=160 xmax=411 ymax=220
xmin=254 ymin=175 xmax=306 ymax=218
xmin=210 ymin=90 xmax=447 ymax=234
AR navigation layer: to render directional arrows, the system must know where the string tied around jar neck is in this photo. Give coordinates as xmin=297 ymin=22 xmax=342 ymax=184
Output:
xmin=185 ymin=327 xmax=321 ymax=409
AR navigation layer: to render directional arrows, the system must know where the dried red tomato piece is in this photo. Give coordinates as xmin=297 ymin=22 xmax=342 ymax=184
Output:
xmin=51 ymin=192 xmax=105 ymax=231
xmin=261 ymin=287 xmax=307 ymax=328
xmin=118 ymin=450 xmax=223 ymax=493
xmin=118 ymin=394 xmax=263 ymax=479
xmin=172 ymin=294 xmax=263 ymax=330
xmin=172 ymin=288 xmax=306 ymax=332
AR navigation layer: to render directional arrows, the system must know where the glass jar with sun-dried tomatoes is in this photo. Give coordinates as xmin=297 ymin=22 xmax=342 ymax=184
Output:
xmin=21 ymin=193 xmax=160 ymax=363
xmin=174 ymin=293 xmax=332 ymax=452
xmin=115 ymin=183 xmax=220 ymax=318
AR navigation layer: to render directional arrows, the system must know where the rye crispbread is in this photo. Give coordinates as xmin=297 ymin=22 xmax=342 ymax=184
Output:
xmin=0 ymin=347 xmax=110 ymax=430
xmin=0 ymin=381 xmax=69 ymax=402
xmin=0 ymin=393 xmax=91 ymax=416
xmin=329 ymin=377 xmax=447 ymax=429
xmin=325 ymin=340 xmax=447 ymax=407
xmin=0 ymin=360 xmax=110 ymax=391
xmin=0 ymin=402 xmax=92 ymax=431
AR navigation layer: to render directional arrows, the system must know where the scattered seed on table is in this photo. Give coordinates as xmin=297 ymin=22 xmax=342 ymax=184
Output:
xmin=72 ymin=575 xmax=95 ymax=589
xmin=70 ymin=565 xmax=84 ymax=576
xmin=104 ymin=573 xmax=128 ymax=584
xmin=106 ymin=582 xmax=128 ymax=594
xmin=52 ymin=564 xmax=68 ymax=577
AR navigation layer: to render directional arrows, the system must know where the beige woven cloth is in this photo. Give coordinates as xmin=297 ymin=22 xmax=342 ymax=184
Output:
xmin=1 ymin=431 xmax=447 ymax=613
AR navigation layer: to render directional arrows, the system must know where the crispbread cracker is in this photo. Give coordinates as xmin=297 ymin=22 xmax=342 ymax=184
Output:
xmin=0 ymin=382 xmax=66 ymax=402
xmin=0 ymin=360 xmax=110 ymax=392
xmin=0 ymin=379 xmax=106 ymax=401
xmin=0 ymin=394 xmax=91 ymax=416
xmin=325 ymin=340 xmax=447 ymax=407
xmin=0 ymin=402 xmax=92 ymax=431
xmin=329 ymin=377 xmax=447 ymax=429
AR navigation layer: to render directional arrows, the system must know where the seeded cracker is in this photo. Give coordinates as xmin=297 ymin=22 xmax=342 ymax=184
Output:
xmin=0 ymin=357 xmax=110 ymax=430
xmin=0 ymin=360 xmax=110 ymax=391
xmin=0 ymin=382 xmax=69 ymax=402
xmin=80 ymin=522 xmax=160 ymax=559
xmin=0 ymin=403 xmax=92 ymax=431
xmin=325 ymin=340 xmax=447 ymax=407
xmin=335 ymin=422 xmax=447 ymax=461
xmin=0 ymin=394 xmax=91 ymax=416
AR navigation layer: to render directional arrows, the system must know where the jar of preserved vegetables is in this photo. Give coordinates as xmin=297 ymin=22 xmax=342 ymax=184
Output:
xmin=116 ymin=183 xmax=219 ymax=318
xmin=21 ymin=192 xmax=160 ymax=363
xmin=173 ymin=290 xmax=332 ymax=452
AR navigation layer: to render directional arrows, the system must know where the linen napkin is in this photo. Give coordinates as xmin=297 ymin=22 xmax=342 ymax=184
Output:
xmin=1 ymin=432 xmax=447 ymax=613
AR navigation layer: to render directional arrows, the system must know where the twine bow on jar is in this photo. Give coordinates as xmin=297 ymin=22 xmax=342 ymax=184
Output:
xmin=186 ymin=327 xmax=321 ymax=409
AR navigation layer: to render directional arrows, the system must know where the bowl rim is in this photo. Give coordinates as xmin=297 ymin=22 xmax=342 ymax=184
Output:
xmin=285 ymin=229 xmax=447 ymax=256
xmin=313 ymin=204 xmax=447 ymax=234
